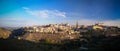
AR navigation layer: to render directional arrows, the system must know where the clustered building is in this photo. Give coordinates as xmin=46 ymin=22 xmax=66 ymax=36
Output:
xmin=23 ymin=23 xmax=80 ymax=34
xmin=17 ymin=23 xmax=120 ymax=42
xmin=22 ymin=22 xmax=119 ymax=35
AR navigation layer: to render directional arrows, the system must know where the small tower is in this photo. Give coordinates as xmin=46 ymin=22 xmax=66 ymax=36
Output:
xmin=76 ymin=21 xmax=79 ymax=28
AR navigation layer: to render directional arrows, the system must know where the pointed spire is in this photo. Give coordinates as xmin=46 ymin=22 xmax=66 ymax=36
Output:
xmin=76 ymin=21 xmax=79 ymax=28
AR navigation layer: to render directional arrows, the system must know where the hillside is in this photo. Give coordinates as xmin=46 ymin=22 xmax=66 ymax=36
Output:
xmin=0 ymin=28 xmax=11 ymax=39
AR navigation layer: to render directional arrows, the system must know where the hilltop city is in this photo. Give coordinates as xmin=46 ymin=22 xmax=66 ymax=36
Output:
xmin=21 ymin=22 xmax=119 ymax=34
xmin=0 ymin=23 xmax=120 ymax=51
xmin=2 ymin=22 xmax=116 ymax=42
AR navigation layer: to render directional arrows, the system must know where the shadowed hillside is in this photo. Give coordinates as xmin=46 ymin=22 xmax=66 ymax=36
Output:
xmin=0 ymin=38 xmax=81 ymax=51
xmin=0 ymin=26 xmax=120 ymax=51
xmin=0 ymin=36 xmax=120 ymax=51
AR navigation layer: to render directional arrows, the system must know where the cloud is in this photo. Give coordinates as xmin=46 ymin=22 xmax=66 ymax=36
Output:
xmin=0 ymin=17 xmax=44 ymax=27
xmin=22 ymin=7 xmax=29 ymax=10
xmin=23 ymin=7 xmax=66 ymax=18
xmin=0 ymin=18 xmax=119 ymax=27
xmin=61 ymin=19 xmax=120 ymax=27
xmin=78 ymin=19 xmax=120 ymax=27
xmin=103 ymin=20 xmax=120 ymax=27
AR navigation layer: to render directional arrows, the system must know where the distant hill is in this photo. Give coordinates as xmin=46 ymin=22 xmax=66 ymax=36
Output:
xmin=2 ymin=27 xmax=20 ymax=31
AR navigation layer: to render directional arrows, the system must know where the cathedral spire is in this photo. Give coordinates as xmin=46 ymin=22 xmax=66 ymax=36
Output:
xmin=76 ymin=21 xmax=79 ymax=28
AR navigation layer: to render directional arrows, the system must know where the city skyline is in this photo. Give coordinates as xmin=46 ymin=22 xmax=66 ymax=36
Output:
xmin=0 ymin=0 xmax=120 ymax=27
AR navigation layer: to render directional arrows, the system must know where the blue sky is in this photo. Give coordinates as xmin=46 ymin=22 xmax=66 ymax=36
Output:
xmin=0 ymin=0 xmax=120 ymax=27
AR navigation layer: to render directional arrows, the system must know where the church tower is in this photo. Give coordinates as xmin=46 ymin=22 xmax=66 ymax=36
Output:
xmin=76 ymin=21 xmax=79 ymax=28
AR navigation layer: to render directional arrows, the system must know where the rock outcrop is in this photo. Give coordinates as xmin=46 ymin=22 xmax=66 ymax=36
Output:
xmin=0 ymin=28 xmax=11 ymax=39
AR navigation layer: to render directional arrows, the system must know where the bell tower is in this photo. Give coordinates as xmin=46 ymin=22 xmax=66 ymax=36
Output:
xmin=76 ymin=21 xmax=79 ymax=28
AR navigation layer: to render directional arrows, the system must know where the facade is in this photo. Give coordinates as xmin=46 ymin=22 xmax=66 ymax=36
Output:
xmin=23 ymin=23 xmax=80 ymax=34
xmin=93 ymin=23 xmax=103 ymax=30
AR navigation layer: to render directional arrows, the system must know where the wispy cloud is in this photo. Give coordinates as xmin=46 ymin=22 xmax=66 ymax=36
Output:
xmin=23 ymin=7 xmax=66 ymax=18
xmin=0 ymin=18 xmax=119 ymax=27
xmin=103 ymin=20 xmax=120 ymax=27
xmin=0 ymin=18 xmax=40 ymax=27
xmin=61 ymin=19 xmax=120 ymax=27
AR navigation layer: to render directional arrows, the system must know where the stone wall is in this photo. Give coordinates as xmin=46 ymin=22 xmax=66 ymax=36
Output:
xmin=22 ymin=33 xmax=80 ymax=43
